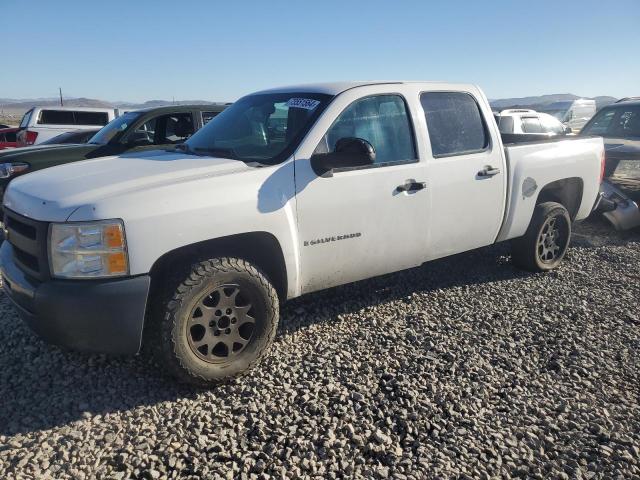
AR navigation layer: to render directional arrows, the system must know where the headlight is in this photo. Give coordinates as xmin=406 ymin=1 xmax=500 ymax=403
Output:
xmin=49 ymin=220 xmax=128 ymax=278
xmin=0 ymin=163 xmax=29 ymax=178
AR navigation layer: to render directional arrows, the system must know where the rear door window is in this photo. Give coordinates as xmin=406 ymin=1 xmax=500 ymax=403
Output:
xmin=520 ymin=117 xmax=544 ymax=133
xmin=420 ymin=92 xmax=489 ymax=157
xmin=5 ymin=131 xmax=16 ymax=142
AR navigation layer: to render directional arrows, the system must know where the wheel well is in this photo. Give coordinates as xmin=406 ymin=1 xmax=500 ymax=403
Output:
xmin=148 ymin=232 xmax=288 ymax=302
xmin=535 ymin=177 xmax=583 ymax=220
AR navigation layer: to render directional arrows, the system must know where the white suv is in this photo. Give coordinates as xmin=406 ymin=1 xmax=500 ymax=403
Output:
xmin=495 ymin=109 xmax=571 ymax=137
xmin=16 ymin=106 xmax=118 ymax=146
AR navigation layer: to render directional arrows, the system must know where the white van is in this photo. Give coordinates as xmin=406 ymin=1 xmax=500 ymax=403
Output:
xmin=561 ymin=99 xmax=596 ymax=133
xmin=16 ymin=107 xmax=118 ymax=146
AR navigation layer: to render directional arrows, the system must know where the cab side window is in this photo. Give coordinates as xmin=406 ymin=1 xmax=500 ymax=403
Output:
xmin=163 ymin=114 xmax=194 ymax=143
xmin=421 ymin=92 xmax=489 ymax=157
xmin=317 ymin=95 xmax=416 ymax=165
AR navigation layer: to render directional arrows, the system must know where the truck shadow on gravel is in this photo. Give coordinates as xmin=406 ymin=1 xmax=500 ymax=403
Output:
xmin=0 ymin=220 xmax=637 ymax=436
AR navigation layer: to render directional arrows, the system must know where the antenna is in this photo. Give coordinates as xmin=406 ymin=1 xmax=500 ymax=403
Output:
xmin=59 ymin=87 xmax=64 ymax=107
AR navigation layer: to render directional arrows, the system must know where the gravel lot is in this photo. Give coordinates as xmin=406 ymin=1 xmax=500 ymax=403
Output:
xmin=0 ymin=218 xmax=638 ymax=479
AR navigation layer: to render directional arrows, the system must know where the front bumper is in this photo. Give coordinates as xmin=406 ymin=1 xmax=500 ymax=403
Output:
xmin=0 ymin=241 xmax=150 ymax=354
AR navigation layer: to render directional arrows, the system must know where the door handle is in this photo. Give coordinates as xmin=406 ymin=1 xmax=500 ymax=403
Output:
xmin=397 ymin=180 xmax=427 ymax=192
xmin=478 ymin=166 xmax=501 ymax=177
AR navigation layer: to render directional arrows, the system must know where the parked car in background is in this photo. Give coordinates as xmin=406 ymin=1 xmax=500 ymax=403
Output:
xmin=0 ymin=104 xmax=226 ymax=198
xmin=0 ymin=81 xmax=604 ymax=386
xmin=494 ymin=109 xmax=571 ymax=137
xmin=0 ymin=128 xmax=18 ymax=150
xmin=40 ymin=129 xmax=100 ymax=145
xmin=16 ymin=106 xmax=118 ymax=147
xmin=0 ymin=124 xmax=11 ymax=130
xmin=581 ymin=99 xmax=640 ymax=230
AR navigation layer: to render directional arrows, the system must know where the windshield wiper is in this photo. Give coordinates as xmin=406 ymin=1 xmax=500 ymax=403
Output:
xmin=193 ymin=147 xmax=239 ymax=159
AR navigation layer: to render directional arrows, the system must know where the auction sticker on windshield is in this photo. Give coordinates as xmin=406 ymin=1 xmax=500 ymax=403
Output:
xmin=286 ymin=98 xmax=320 ymax=110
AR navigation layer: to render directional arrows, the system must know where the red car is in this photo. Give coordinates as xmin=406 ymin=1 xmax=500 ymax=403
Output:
xmin=0 ymin=127 xmax=18 ymax=150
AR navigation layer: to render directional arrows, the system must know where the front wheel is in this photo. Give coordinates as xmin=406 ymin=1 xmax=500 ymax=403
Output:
xmin=155 ymin=257 xmax=279 ymax=386
xmin=511 ymin=202 xmax=571 ymax=272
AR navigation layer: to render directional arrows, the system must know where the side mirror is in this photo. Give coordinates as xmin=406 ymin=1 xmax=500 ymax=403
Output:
xmin=310 ymin=137 xmax=375 ymax=176
xmin=564 ymin=126 xmax=573 ymax=134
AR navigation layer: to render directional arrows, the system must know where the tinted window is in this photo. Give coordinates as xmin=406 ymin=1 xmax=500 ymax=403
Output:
xmin=521 ymin=117 xmax=544 ymax=133
xmin=202 ymin=111 xmax=219 ymax=125
xmin=582 ymin=106 xmax=640 ymax=138
xmin=582 ymin=109 xmax=615 ymax=135
xmin=497 ymin=116 xmax=514 ymax=134
xmin=317 ymin=95 xmax=416 ymax=165
xmin=75 ymin=111 xmax=109 ymax=126
xmin=38 ymin=110 xmax=75 ymax=125
xmin=5 ymin=131 xmax=17 ymax=142
xmin=421 ymin=92 xmax=488 ymax=157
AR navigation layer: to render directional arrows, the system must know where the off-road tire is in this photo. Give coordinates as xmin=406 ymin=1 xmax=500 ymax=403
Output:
xmin=511 ymin=201 xmax=571 ymax=272
xmin=154 ymin=257 xmax=279 ymax=386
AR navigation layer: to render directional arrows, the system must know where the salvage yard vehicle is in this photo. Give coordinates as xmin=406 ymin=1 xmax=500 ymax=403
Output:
xmin=0 ymin=104 xmax=226 ymax=198
xmin=494 ymin=109 xmax=571 ymax=137
xmin=580 ymin=99 xmax=640 ymax=230
xmin=16 ymin=107 xmax=118 ymax=146
xmin=0 ymin=81 xmax=604 ymax=386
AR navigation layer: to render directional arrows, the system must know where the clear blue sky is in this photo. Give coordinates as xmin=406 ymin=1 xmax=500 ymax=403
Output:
xmin=2 ymin=0 xmax=639 ymax=102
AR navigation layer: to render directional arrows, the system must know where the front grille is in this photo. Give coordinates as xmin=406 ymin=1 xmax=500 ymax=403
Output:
xmin=3 ymin=208 xmax=50 ymax=281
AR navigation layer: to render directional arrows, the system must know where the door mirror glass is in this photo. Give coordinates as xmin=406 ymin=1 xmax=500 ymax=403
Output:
xmin=310 ymin=137 xmax=375 ymax=175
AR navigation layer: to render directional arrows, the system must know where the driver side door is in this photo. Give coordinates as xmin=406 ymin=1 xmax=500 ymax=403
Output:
xmin=294 ymin=90 xmax=430 ymax=294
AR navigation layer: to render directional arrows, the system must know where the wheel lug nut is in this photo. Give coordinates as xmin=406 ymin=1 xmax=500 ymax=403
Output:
xmin=215 ymin=310 xmax=222 ymax=316
xmin=226 ymin=308 xmax=232 ymax=314
xmin=214 ymin=330 xmax=220 ymax=336
xmin=231 ymin=318 xmax=236 ymax=324
xmin=225 ymin=328 xmax=231 ymax=334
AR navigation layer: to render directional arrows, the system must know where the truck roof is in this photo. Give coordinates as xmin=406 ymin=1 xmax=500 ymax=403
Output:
xmin=254 ymin=81 xmax=479 ymax=96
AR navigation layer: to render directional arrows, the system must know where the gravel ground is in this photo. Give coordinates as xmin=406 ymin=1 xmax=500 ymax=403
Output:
xmin=0 ymin=217 xmax=638 ymax=479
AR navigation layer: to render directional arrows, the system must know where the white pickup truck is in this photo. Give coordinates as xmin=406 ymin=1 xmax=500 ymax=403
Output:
xmin=0 ymin=82 xmax=604 ymax=385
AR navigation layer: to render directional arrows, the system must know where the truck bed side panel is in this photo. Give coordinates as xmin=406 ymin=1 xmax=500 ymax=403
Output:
xmin=496 ymin=137 xmax=603 ymax=242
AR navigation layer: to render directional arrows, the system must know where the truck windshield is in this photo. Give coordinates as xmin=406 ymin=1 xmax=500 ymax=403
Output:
xmin=88 ymin=111 xmax=143 ymax=145
xmin=185 ymin=92 xmax=333 ymax=164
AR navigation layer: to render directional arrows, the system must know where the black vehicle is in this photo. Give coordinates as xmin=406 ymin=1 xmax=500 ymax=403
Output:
xmin=40 ymin=129 xmax=101 ymax=145
xmin=581 ymin=99 xmax=640 ymax=229
xmin=0 ymin=104 xmax=227 ymax=197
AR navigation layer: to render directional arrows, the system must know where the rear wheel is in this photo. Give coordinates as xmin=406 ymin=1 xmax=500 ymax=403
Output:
xmin=511 ymin=202 xmax=571 ymax=272
xmin=155 ymin=257 xmax=279 ymax=386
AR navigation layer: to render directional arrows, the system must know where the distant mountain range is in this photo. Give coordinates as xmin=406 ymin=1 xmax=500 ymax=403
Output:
xmin=0 ymin=93 xmax=620 ymax=121
xmin=489 ymin=93 xmax=617 ymax=111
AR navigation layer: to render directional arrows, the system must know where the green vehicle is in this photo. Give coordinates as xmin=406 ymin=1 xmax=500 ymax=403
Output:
xmin=0 ymin=104 xmax=227 ymax=198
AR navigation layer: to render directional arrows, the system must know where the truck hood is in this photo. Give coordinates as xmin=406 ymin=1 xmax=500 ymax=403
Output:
xmin=0 ymin=143 xmax=97 ymax=162
xmin=4 ymin=149 xmax=250 ymax=221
